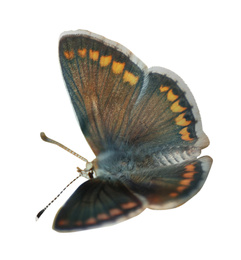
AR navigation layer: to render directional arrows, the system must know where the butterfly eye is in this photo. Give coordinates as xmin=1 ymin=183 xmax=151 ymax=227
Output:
xmin=88 ymin=170 xmax=94 ymax=179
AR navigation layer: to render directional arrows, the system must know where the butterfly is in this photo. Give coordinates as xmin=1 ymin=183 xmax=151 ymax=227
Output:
xmin=41 ymin=30 xmax=212 ymax=232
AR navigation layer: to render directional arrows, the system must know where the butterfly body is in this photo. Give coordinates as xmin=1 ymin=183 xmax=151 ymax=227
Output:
xmin=45 ymin=30 xmax=212 ymax=232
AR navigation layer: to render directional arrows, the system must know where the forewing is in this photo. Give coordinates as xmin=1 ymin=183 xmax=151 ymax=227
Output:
xmin=124 ymin=156 xmax=212 ymax=210
xmin=53 ymin=176 xmax=145 ymax=232
xmin=59 ymin=30 xmax=147 ymax=155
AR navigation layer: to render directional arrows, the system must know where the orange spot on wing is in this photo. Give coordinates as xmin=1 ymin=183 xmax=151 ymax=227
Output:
xmin=121 ymin=202 xmax=138 ymax=209
xmin=185 ymin=164 xmax=195 ymax=172
xmin=175 ymin=113 xmax=192 ymax=126
xmin=97 ymin=213 xmax=109 ymax=221
xmin=180 ymin=179 xmax=193 ymax=186
xmin=75 ymin=221 xmax=83 ymax=226
xmin=171 ymin=100 xmax=187 ymax=112
xmin=57 ymin=219 xmax=69 ymax=226
xmin=110 ymin=208 xmax=123 ymax=216
xmin=112 ymin=61 xmax=125 ymax=74
xmin=123 ymin=71 xmax=139 ymax=86
xmin=77 ymin=48 xmax=87 ymax=58
xmin=183 ymin=164 xmax=197 ymax=178
xmin=100 ymin=55 xmax=112 ymax=67
xmin=85 ymin=217 xmax=97 ymax=225
xmin=167 ymin=89 xmax=178 ymax=102
xmin=179 ymin=127 xmax=194 ymax=141
xmin=183 ymin=172 xmax=197 ymax=178
xmin=169 ymin=192 xmax=178 ymax=198
xmin=89 ymin=50 xmax=99 ymax=61
xmin=177 ymin=186 xmax=187 ymax=192
xmin=160 ymin=85 xmax=169 ymax=92
xmin=64 ymin=50 xmax=74 ymax=60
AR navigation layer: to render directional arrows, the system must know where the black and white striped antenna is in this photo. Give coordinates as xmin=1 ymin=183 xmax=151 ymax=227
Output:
xmin=36 ymin=132 xmax=90 ymax=220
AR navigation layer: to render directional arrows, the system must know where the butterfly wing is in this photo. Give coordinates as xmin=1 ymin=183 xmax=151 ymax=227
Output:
xmin=53 ymin=176 xmax=145 ymax=232
xmin=123 ymin=156 xmax=212 ymax=210
xmin=59 ymin=30 xmax=209 ymax=160
xmin=59 ymin=30 xmax=147 ymax=155
xmin=127 ymin=67 xmax=209 ymax=153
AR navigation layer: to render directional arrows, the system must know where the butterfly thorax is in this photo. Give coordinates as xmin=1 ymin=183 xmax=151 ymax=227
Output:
xmin=92 ymin=150 xmax=135 ymax=178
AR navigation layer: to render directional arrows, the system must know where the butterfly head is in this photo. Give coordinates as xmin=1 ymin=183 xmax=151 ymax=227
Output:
xmin=84 ymin=161 xmax=93 ymax=172
xmin=77 ymin=161 xmax=95 ymax=179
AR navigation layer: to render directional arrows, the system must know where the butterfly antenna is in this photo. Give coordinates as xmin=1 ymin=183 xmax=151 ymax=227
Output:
xmin=36 ymin=174 xmax=81 ymax=221
xmin=40 ymin=132 xmax=88 ymax=163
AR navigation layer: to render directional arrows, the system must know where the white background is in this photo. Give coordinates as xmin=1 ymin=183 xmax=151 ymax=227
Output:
xmin=1 ymin=0 xmax=240 ymax=259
